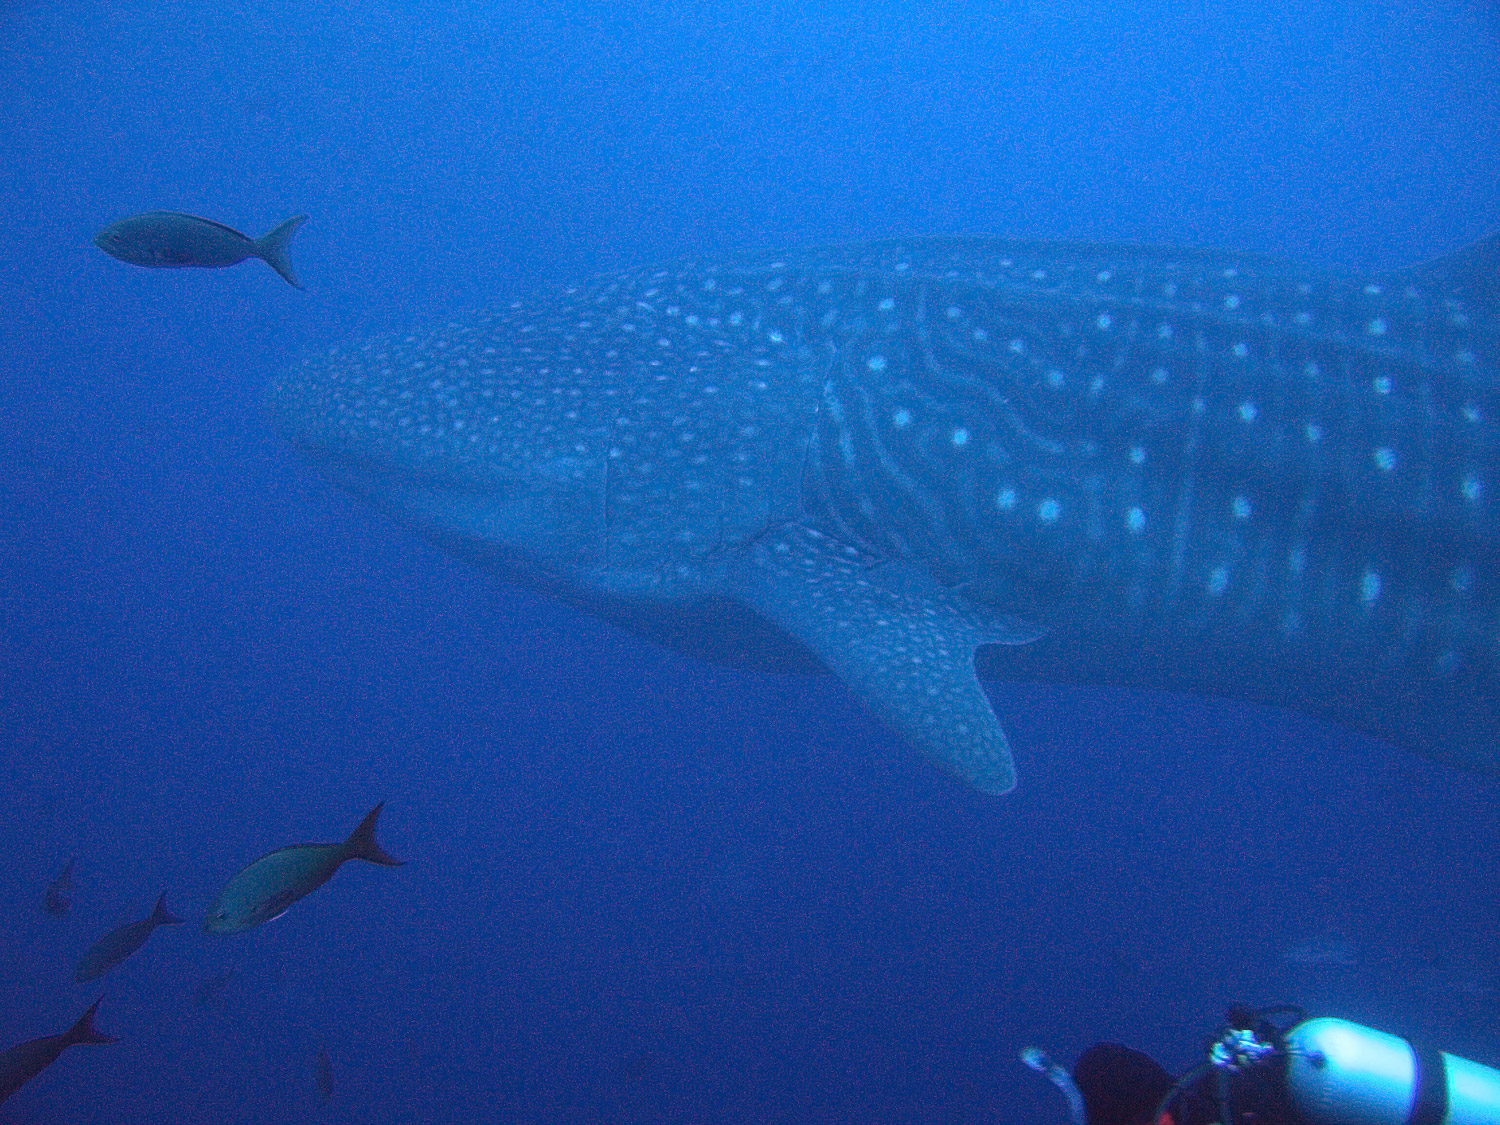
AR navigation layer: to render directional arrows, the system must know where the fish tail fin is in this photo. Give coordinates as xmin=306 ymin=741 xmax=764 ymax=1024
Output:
xmin=65 ymin=999 xmax=117 ymax=1047
xmin=344 ymin=802 xmax=404 ymax=866
xmin=60 ymin=856 xmax=76 ymax=886
xmin=256 ymin=214 xmax=307 ymax=289
xmin=150 ymin=893 xmax=184 ymax=926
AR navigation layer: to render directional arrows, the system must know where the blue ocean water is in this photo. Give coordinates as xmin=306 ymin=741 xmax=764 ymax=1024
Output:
xmin=1 ymin=0 xmax=1498 ymax=1121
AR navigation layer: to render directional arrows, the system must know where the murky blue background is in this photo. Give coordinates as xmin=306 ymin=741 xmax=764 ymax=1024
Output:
xmin=1 ymin=0 xmax=1498 ymax=1121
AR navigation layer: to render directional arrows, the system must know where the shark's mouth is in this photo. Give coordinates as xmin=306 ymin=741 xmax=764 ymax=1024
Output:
xmin=279 ymin=420 xmax=834 ymax=676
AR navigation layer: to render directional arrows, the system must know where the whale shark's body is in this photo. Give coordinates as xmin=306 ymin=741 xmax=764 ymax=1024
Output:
xmin=269 ymin=234 xmax=1500 ymax=794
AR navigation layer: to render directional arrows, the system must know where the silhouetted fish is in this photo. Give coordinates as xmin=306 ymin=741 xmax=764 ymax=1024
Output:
xmin=620 ymin=1048 xmax=656 ymax=1083
xmin=42 ymin=858 xmax=75 ymax=917
xmin=204 ymin=803 xmax=403 ymax=935
xmin=0 ymin=999 xmax=115 ymax=1104
xmin=193 ymin=968 xmax=239 ymax=1008
xmin=95 ymin=211 xmax=306 ymax=288
xmin=269 ymin=232 xmax=1500 ymax=794
xmin=1283 ymin=936 xmax=1358 ymax=967
xmin=315 ymin=1047 xmax=333 ymax=1103
xmin=73 ymin=894 xmax=183 ymax=982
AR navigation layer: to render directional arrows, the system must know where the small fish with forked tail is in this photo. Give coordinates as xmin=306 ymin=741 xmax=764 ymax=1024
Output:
xmin=0 ymin=999 xmax=115 ymax=1104
xmin=204 ymin=802 xmax=403 ymax=935
xmin=94 ymin=211 xmax=307 ymax=288
xmin=73 ymin=894 xmax=183 ymax=982
xmin=42 ymin=858 xmax=76 ymax=916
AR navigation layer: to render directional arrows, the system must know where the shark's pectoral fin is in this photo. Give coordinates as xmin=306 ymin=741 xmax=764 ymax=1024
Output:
xmin=729 ymin=526 xmax=1039 ymax=795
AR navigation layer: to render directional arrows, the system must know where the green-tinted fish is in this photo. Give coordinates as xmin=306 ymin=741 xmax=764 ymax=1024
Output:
xmin=204 ymin=803 xmax=403 ymax=935
xmin=94 ymin=211 xmax=307 ymax=288
xmin=315 ymin=1047 xmax=333 ymax=1103
xmin=42 ymin=857 xmax=75 ymax=917
xmin=0 ymin=999 xmax=115 ymax=1104
xmin=73 ymin=894 xmax=183 ymax=982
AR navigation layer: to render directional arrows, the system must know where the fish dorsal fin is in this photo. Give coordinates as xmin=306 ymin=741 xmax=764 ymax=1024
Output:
xmin=1389 ymin=232 xmax=1500 ymax=318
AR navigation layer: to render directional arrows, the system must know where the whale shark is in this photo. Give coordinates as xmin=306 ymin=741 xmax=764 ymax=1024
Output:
xmin=268 ymin=233 xmax=1500 ymax=795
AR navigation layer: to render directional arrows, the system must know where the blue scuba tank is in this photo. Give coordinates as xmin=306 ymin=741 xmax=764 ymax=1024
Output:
xmin=1283 ymin=1017 xmax=1500 ymax=1125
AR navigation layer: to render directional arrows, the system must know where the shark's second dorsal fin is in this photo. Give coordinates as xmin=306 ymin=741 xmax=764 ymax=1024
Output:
xmin=1390 ymin=232 xmax=1500 ymax=319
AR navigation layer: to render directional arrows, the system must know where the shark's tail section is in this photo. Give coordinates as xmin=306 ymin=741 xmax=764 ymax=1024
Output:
xmin=255 ymin=214 xmax=307 ymax=289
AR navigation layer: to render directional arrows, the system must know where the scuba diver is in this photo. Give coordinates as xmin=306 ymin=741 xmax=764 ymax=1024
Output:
xmin=1023 ymin=1004 xmax=1500 ymax=1125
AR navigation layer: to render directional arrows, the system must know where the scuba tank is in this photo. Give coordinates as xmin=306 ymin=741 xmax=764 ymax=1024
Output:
xmin=1149 ymin=1008 xmax=1500 ymax=1125
xmin=1024 ymin=1009 xmax=1500 ymax=1125
xmin=1282 ymin=1017 xmax=1500 ymax=1125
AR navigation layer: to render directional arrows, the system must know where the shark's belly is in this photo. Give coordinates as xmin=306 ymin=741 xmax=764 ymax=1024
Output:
xmin=1020 ymin=474 xmax=1500 ymax=689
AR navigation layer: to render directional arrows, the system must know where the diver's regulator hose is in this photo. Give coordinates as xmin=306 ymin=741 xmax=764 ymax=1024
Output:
xmin=1021 ymin=1046 xmax=1086 ymax=1125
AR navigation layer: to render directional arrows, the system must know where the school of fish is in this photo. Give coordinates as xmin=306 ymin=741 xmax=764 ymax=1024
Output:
xmin=6 ymin=804 xmax=399 ymax=1107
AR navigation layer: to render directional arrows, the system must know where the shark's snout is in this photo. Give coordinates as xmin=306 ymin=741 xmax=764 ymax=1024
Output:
xmin=267 ymin=338 xmax=502 ymax=486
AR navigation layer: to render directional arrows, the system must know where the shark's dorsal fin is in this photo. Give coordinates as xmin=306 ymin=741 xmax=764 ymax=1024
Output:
xmin=1389 ymin=232 xmax=1500 ymax=318
xmin=730 ymin=525 xmax=1041 ymax=794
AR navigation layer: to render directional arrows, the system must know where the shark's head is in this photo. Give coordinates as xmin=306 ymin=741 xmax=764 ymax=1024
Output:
xmin=267 ymin=313 xmax=616 ymax=587
xmin=267 ymin=258 xmax=830 ymax=610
